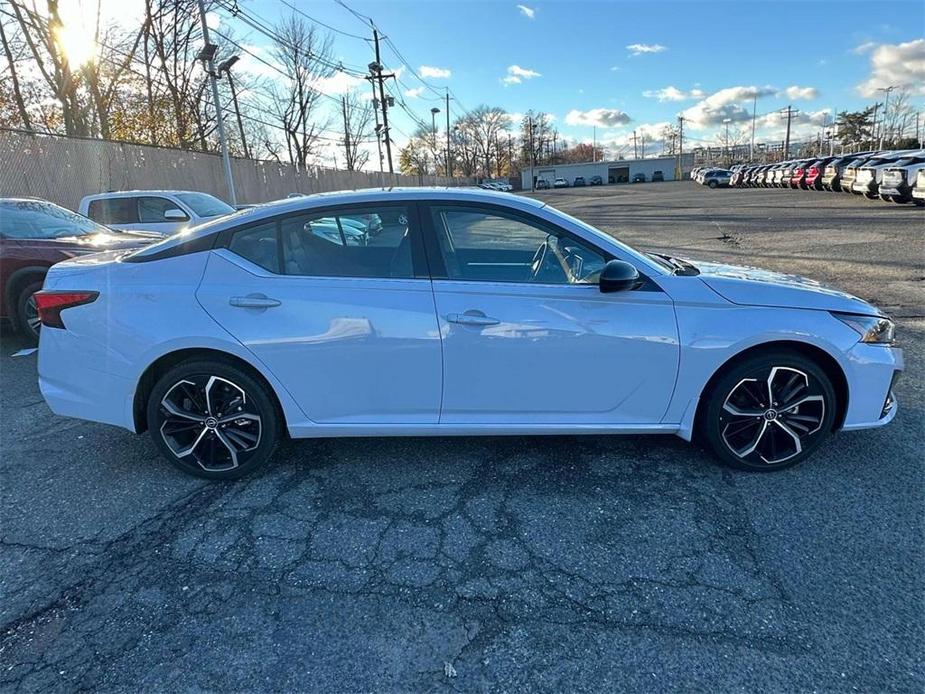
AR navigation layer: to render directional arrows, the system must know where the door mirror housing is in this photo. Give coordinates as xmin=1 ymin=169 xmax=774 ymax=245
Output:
xmin=163 ymin=208 xmax=189 ymax=221
xmin=599 ymin=259 xmax=640 ymax=293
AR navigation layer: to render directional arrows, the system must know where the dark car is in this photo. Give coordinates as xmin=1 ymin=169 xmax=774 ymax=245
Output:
xmin=589 ymin=175 xmax=603 ymax=185
xmin=632 ymin=173 xmax=646 ymax=183
xmin=535 ymin=179 xmax=550 ymax=190
xmin=573 ymin=176 xmax=586 ymax=187
xmin=0 ymin=198 xmax=158 ymax=341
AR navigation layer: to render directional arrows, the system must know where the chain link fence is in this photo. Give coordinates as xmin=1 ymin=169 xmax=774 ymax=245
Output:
xmin=0 ymin=128 xmax=473 ymax=210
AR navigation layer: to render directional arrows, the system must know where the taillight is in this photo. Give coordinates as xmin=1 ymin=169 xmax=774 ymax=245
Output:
xmin=33 ymin=291 xmax=99 ymax=329
xmin=809 ymin=167 xmax=818 ymax=175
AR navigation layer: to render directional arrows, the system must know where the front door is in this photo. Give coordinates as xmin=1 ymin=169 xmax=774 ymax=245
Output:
xmin=422 ymin=203 xmax=679 ymax=425
xmin=196 ymin=202 xmax=443 ymax=425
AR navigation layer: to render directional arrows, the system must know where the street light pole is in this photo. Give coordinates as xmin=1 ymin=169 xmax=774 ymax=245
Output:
xmin=217 ymin=55 xmax=249 ymax=160
xmin=878 ymin=85 xmax=896 ymax=149
xmin=196 ymin=0 xmax=236 ymax=206
xmin=723 ymin=118 xmax=731 ymax=166
xmin=430 ymin=106 xmax=440 ymax=179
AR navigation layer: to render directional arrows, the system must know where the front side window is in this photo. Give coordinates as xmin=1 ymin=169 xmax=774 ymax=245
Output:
xmin=0 ymin=200 xmax=108 ymax=239
xmin=138 ymin=197 xmax=188 ymax=223
xmin=429 ymin=206 xmax=607 ymax=285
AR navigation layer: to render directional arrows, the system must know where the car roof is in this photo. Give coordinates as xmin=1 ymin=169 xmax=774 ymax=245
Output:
xmin=129 ymin=187 xmax=548 ymax=259
xmin=80 ymin=190 xmax=217 ymax=200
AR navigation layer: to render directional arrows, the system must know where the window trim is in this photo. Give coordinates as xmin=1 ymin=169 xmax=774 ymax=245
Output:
xmin=218 ymin=201 xmax=429 ymax=280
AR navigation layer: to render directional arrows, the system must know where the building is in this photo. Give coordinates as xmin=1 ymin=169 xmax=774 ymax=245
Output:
xmin=520 ymin=154 xmax=695 ymax=189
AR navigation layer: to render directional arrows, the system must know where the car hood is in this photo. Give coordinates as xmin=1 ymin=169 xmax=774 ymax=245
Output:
xmin=691 ymin=259 xmax=883 ymax=316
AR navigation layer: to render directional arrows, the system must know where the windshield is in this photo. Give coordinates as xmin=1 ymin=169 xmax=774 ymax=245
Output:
xmin=0 ymin=199 xmax=109 ymax=239
xmin=175 ymin=192 xmax=234 ymax=218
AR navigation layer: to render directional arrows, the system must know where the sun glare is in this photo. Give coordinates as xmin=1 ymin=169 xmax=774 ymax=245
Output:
xmin=53 ymin=7 xmax=98 ymax=68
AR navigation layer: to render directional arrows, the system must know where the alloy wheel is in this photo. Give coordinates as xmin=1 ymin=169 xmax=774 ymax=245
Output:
xmin=24 ymin=294 xmax=40 ymax=338
xmin=719 ymin=366 xmax=825 ymax=465
xmin=158 ymin=375 xmax=262 ymax=472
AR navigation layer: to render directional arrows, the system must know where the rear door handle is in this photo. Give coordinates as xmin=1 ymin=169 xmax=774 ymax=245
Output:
xmin=446 ymin=311 xmax=500 ymax=326
xmin=229 ymin=294 xmax=281 ymax=309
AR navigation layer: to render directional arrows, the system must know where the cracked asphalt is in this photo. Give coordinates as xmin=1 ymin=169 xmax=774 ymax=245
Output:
xmin=1 ymin=183 xmax=923 ymax=691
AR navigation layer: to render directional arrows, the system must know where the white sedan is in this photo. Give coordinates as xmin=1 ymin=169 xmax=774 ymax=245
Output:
xmin=36 ymin=188 xmax=901 ymax=478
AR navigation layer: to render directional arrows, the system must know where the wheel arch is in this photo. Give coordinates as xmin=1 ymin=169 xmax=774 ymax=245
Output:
xmin=132 ymin=347 xmax=289 ymax=435
xmin=693 ymin=339 xmax=849 ymax=441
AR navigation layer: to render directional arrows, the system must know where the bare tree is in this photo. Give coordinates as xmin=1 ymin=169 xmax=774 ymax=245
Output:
xmin=266 ymin=15 xmax=334 ymax=170
xmin=341 ymin=88 xmax=371 ymax=171
xmin=0 ymin=13 xmax=33 ymax=129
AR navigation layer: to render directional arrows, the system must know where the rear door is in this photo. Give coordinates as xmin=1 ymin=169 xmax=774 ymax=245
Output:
xmin=196 ymin=202 xmax=443 ymax=425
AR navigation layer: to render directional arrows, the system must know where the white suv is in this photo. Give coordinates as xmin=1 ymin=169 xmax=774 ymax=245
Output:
xmin=78 ymin=190 xmax=236 ymax=235
xmin=879 ymin=155 xmax=925 ymax=204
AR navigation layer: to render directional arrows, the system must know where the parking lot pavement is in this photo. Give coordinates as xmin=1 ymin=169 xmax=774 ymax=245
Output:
xmin=1 ymin=184 xmax=922 ymax=691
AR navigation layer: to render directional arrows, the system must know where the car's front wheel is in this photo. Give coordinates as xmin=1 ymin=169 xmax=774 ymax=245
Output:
xmin=707 ymin=180 xmax=718 ymax=189
xmin=147 ymin=360 xmax=282 ymax=479
xmin=701 ymin=351 xmax=837 ymax=471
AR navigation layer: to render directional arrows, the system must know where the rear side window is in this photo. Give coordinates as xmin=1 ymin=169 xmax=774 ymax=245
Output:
xmin=87 ymin=198 xmax=137 ymax=225
xmin=138 ymin=197 xmax=188 ymax=223
xmin=225 ymin=205 xmax=416 ymax=279
xmin=228 ymin=222 xmax=278 ymax=271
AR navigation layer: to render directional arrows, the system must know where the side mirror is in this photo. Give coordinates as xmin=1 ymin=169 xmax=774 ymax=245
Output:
xmin=163 ymin=208 xmax=188 ymax=221
xmin=599 ymin=259 xmax=640 ymax=293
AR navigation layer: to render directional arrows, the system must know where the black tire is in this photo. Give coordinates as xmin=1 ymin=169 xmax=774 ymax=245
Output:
xmin=15 ymin=280 xmax=44 ymax=343
xmin=708 ymin=179 xmax=718 ymax=189
xmin=699 ymin=350 xmax=837 ymax=472
xmin=914 ymin=199 xmax=924 ymax=207
xmin=146 ymin=359 xmax=282 ymax=479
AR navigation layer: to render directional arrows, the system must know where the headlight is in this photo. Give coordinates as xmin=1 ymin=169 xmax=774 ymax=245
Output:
xmin=832 ymin=312 xmax=895 ymax=344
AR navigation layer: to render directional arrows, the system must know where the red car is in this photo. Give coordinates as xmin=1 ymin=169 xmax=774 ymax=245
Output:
xmin=1 ymin=198 xmax=159 ymax=341
xmin=802 ymin=157 xmax=837 ymax=190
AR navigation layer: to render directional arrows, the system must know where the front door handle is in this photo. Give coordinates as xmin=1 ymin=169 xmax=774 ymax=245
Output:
xmin=229 ymin=294 xmax=281 ymax=309
xmin=446 ymin=311 xmax=500 ymax=327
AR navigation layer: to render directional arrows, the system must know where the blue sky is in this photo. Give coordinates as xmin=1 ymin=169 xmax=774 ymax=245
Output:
xmin=97 ymin=0 xmax=925 ymax=162
xmin=235 ymin=0 xmax=924 ymax=158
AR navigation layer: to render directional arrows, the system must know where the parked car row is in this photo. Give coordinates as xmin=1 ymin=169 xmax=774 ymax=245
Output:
xmin=478 ymin=180 xmax=514 ymax=192
xmin=536 ymin=172 xmax=666 ymax=189
xmin=696 ymin=150 xmax=925 ymax=205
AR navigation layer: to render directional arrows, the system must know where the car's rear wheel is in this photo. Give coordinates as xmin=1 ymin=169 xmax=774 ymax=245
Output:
xmin=707 ymin=180 xmax=718 ymax=189
xmin=16 ymin=280 xmax=44 ymax=343
xmin=700 ymin=351 xmax=837 ymax=472
xmin=147 ymin=360 xmax=282 ymax=479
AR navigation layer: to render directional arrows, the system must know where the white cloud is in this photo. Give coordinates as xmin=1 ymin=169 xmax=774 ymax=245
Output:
xmin=405 ymin=87 xmax=425 ymax=99
xmin=605 ymin=121 xmax=673 ymax=155
xmin=419 ymin=65 xmax=451 ymax=79
xmin=626 ymin=43 xmax=667 ymax=56
xmin=502 ymin=64 xmax=541 ymax=85
xmin=516 ymin=4 xmax=535 ymax=19
xmin=565 ymin=108 xmax=632 ymax=128
xmin=855 ymin=39 xmax=925 ymax=96
xmin=642 ymin=86 xmax=706 ymax=102
xmin=680 ymin=85 xmax=777 ymax=129
xmin=610 ymin=66 xmax=621 ymax=72
xmin=852 ymin=41 xmax=877 ymax=55
xmin=314 ymin=72 xmax=365 ymax=96
xmin=782 ymin=85 xmax=819 ymax=100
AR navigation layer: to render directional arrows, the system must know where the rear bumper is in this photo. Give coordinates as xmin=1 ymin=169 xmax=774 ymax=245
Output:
xmin=913 ymin=188 xmax=925 ymax=200
xmin=879 ymin=184 xmax=910 ymax=198
xmin=852 ymin=180 xmax=875 ymax=194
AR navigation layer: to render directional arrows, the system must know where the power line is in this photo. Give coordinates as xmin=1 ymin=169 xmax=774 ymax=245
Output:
xmin=276 ymin=0 xmax=372 ymax=41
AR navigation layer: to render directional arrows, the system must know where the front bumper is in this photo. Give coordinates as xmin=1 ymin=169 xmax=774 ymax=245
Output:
xmin=840 ymin=343 xmax=904 ymax=431
xmin=852 ymin=180 xmax=875 ymax=194
xmin=913 ymin=188 xmax=925 ymax=201
xmin=879 ymin=184 xmax=910 ymax=199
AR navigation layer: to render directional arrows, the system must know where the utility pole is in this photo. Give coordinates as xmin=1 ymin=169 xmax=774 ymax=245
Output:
xmin=878 ymin=85 xmax=896 ymax=149
xmin=369 ymin=77 xmax=384 ymax=186
xmin=723 ymin=118 xmax=731 ymax=165
xmin=633 ymin=130 xmax=637 ymax=159
xmin=528 ymin=115 xmax=536 ymax=191
xmin=368 ymin=30 xmax=394 ymax=174
xmin=508 ymin=135 xmax=514 ymax=176
xmin=749 ymin=94 xmax=757 ymax=162
xmin=870 ymin=102 xmax=880 ymax=149
xmin=341 ymin=96 xmax=351 ymax=170
xmin=445 ymin=90 xmax=451 ymax=178
xmin=430 ymin=106 xmax=441 ymax=177
xmin=677 ymin=115 xmax=685 ymax=180
xmin=780 ymin=105 xmax=798 ymax=160
xmin=592 ymin=126 xmax=596 ymax=162
xmin=196 ymin=0 xmax=236 ymax=206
